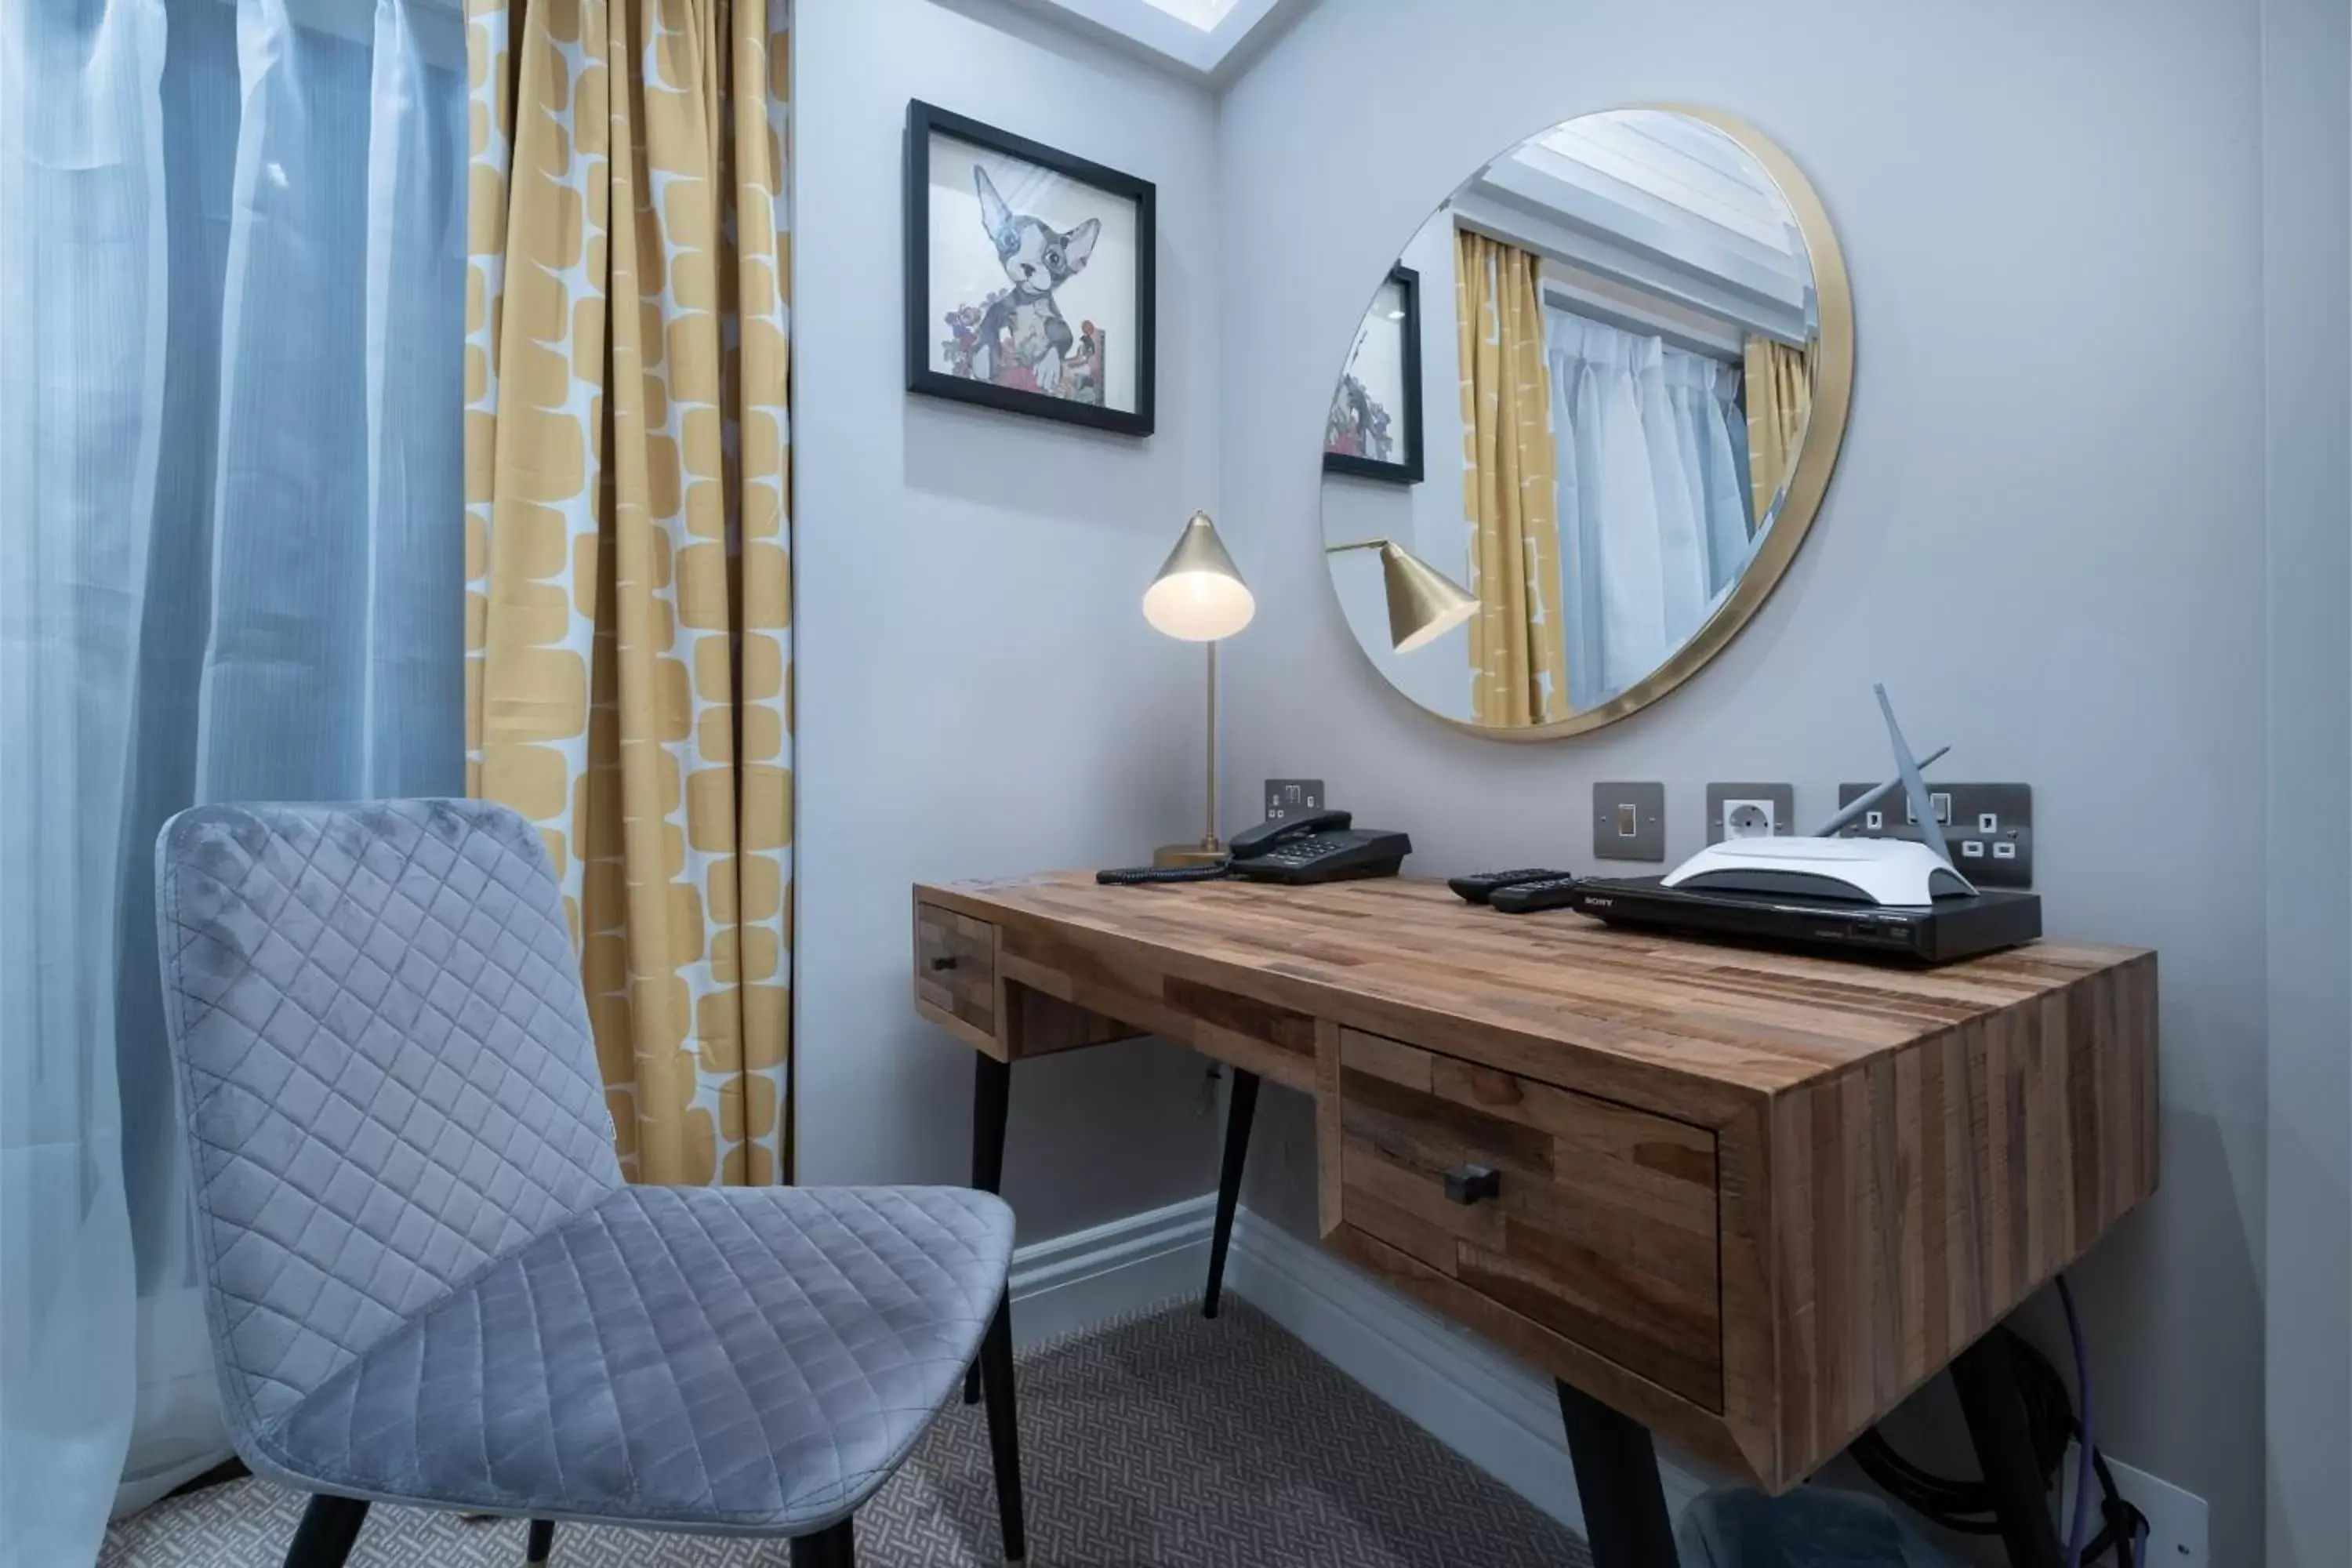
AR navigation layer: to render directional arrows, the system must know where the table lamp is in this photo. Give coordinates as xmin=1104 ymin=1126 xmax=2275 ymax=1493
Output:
xmin=1142 ymin=510 xmax=1255 ymax=867
xmin=1323 ymin=537 xmax=1479 ymax=652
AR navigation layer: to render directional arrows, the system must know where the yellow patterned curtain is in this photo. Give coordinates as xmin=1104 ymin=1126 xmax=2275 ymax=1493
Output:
xmin=1744 ymin=336 xmax=1812 ymax=531
xmin=1457 ymin=230 xmax=1568 ymax=727
xmin=464 ymin=0 xmax=793 ymax=1185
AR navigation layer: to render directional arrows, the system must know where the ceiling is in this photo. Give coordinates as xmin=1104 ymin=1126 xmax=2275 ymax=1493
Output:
xmin=990 ymin=0 xmax=1314 ymax=85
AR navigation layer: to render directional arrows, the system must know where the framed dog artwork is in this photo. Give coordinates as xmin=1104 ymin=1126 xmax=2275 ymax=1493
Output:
xmin=904 ymin=101 xmax=1156 ymax=437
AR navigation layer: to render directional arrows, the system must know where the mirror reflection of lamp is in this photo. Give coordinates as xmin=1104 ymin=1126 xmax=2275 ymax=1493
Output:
xmin=1323 ymin=538 xmax=1479 ymax=652
xmin=1142 ymin=511 xmax=1256 ymax=866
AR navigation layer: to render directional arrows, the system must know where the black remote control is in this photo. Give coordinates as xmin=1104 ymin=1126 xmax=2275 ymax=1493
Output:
xmin=1448 ymin=868 xmax=1575 ymax=905
xmin=1488 ymin=875 xmax=1583 ymax=913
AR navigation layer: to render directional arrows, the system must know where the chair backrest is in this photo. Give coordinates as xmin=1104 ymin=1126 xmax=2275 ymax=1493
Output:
xmin=155 ymin=799 xmax=622 ymax=1436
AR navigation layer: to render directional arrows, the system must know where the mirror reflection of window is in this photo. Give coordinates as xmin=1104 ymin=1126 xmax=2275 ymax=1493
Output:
xmin=1317 ymin=108 xmax=1845 ymax=735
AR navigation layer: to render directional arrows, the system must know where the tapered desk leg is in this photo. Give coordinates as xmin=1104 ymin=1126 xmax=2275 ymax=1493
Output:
xmin=1556 ymin=1380 xmax=1678 ymax=1568
xmin=966 ymin=1051 xmax=1011 ymax=1405
xmin=1951 ymin=1333 xmax=2066 ymax=1568
xmin=1202 ymin=1068 xmax=1260 ymax=1318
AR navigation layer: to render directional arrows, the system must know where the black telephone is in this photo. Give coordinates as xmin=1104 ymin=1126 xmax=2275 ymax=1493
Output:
xmin=1229 ymin=810 xmax=1412 ymax=884
xmin=1096 ymin=808 xmax=1413 ymax=887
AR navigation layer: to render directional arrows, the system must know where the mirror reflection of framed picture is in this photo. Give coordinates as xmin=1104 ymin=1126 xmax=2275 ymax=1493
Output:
xmin=1323 ymin=264 xmax=1423 ymax=484
xmin=903 ymin=100 xmax=1156 ymax=437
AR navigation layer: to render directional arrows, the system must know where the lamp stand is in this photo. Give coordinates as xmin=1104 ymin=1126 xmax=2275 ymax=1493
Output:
xmin=1153 ymin=640 xmax=1228 ymax=868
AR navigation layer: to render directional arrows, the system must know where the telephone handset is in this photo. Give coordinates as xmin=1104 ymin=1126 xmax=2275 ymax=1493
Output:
xmin=1225 ymin=808 xmax=1353 ymax=859
xmin=1095 ymin=806 xmax=1413 ymax=887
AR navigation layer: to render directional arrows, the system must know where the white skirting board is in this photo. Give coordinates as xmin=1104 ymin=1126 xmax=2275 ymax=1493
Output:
xmin=1222 ymin=1209 xmax=1713 ymax=1539
xmin=1006 ymin=1192 xmax=1216 ymax=1349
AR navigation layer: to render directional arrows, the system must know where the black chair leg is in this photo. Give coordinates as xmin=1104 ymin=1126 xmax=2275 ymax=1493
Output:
xmin=976 ymin=1294 xmax=1030 ymax=1566
xmin=965 ymin=1052 xmax=1011 ymax=1405
xmin=281 ymin=1494 xmax=369 ymax=1568
xmin=790 ymin=1516 xmax=855 ymax=1568
xmin=1556 ymin=1379 xmax=1677 ymax=1568
xmin=1202 ymin=1068 xmax=1260 ymax=1318
xmin=525 ymin=1517 xmax=555 ymax=1564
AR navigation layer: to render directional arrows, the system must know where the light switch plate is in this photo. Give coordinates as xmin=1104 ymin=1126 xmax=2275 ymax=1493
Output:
xmin=1705 ymin=782 xmax=1795 ymax=844
xmin=1263 ymin=778 xmax=1326 ymax=822
xmin=1593 ymin=782 xmax=1666 ymax=862
xmin=1836 ymin=781 xmax=2034 ymax=887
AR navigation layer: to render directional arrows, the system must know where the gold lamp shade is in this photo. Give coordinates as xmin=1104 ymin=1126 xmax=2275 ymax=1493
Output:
xmin=1327 ymin=539 xmax=1479 ymax=653
xmin=1142 ymin=510 xmax=1255 ymax=641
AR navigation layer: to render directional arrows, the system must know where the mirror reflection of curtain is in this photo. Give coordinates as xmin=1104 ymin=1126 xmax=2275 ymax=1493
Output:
xmin=1456 ymin=230 xmax=1570 ymax=725
xmin=1744 ymin=336 xmax=1812 ymax=528
xmin=1 ymin=0 xmax=466 ymax=1555
xmin=1548 ymin=309 xmax=1755 ymax=711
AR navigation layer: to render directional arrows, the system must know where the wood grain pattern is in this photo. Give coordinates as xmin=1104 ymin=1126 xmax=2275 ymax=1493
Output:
xmin=1338 ymin=1027 xmax=1722 ymax=1408
xmin=913 ymin=873 xmax=2159 ymax=1493
xmin=913 ymin=901 xmax=997 ymax=1052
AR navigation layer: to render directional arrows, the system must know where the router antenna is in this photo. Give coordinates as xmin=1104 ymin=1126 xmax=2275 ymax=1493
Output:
xmin=1811 ymin=744 xmax=1952 ymax=837
xmin=1874 ymin=684 xmax=1951 ymax=866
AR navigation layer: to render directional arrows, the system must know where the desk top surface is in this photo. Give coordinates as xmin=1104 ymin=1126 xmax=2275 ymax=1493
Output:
xmin=916 ymin=872 xmax=2147 ymax=1099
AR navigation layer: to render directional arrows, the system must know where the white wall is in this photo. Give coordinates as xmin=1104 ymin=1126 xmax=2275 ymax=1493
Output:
xmin=2259 ymin=0 xmax=2351 ymax=1561
xmin=793 ymin=0 xmax=1225 ymax=1241
xmin=1217 ymin=0 xmax=2271 ymax=1555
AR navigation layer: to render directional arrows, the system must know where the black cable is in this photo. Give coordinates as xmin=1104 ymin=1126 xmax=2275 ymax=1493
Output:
xmin=1847 ymin=1326 xmax=2149 ymax=1564
xmin=1094 ymin=859 xmax=1233 ymax=885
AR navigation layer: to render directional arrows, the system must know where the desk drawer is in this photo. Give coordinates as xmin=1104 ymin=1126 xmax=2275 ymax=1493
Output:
xmin=915 ymin=903 xmax=996 ymax=1040
xmin=1336 ymin=1028 xmax=1722 ymax=1409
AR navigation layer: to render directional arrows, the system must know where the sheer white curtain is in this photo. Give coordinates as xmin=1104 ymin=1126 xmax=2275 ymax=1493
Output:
xmin=1547 ymin=307 xmax=1755 ymax=711
xmin=1 ymin=1 xmax=465 ymax=1560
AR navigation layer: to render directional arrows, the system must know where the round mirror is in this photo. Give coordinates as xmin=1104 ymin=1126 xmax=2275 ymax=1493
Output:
xmin=1319 ymin=107 xmax=1851 ymax=738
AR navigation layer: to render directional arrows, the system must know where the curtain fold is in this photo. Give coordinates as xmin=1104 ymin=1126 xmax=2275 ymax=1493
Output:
xmin=1548 ymin=307 xmax=1755 ymax=711
xmin=466 ymin=0 xmax=794 ymax=1187
xmin=1743 ymin=335 xmax=1812 ymax=530
xmin=2 ymin=0 xmax=468 ymax=1555
xmin=1455 ymin=229 xmax=1568 ymax=728
xmin=1 ymin=5 xmax=168 ymax=1559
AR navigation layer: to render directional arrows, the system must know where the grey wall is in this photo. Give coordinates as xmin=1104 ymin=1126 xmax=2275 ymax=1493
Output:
xmin=1216 ymin=0 xmax=2270 ymax=1553
xmin=793 ymin=0 xmax=1223 ymax=1240
xmin=2260 ymin=0 xmax=2351 ymax=1562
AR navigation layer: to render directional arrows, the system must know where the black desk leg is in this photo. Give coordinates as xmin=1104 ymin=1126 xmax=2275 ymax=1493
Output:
xmin=1556 ymin=1380 xmax=1678 ymax=1568
xmin=1951 ymin=1333 xmax=2065 ymax=1568
xmin=965 ymin=1052 xmax=1012 ymax=1405
xmin=1202 ymin=1069 xmax=1261 ymax=1319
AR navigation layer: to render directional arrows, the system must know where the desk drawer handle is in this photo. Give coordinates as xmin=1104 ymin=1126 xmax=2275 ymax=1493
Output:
xmin=1443 ymin=1163 xmax=1501 ymax=1205
xmin=928 ymin=956 xmax=957 ymax=972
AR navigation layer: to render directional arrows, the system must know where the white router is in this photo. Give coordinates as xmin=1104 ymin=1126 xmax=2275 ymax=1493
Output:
xmin=1662 ymin=685 xmax=1979 ymax=908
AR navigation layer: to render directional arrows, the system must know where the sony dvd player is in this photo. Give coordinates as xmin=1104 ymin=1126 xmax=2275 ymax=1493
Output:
xmin=1564 ymin=876 xmax=2042 ymax=964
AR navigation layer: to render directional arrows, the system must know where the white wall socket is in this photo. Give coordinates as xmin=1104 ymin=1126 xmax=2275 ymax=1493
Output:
xmin=1704 ymin=782 xmax=1795 ymax=845
xmin=2055 ymin=1443 xmax=2209 ymax=1566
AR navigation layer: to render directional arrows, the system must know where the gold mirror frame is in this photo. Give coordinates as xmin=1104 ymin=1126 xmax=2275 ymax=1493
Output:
xmin=1326 ymin=104 xmax=1853 ymax=742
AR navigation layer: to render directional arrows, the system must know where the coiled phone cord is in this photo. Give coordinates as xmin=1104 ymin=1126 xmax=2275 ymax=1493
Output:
xmin=1094 ymin=860 xmax=1234 ymax=886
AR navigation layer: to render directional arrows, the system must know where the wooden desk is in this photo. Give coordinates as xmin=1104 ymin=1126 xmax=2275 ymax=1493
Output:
xmin=913 ymin=873 xmax=2157 ymax=1566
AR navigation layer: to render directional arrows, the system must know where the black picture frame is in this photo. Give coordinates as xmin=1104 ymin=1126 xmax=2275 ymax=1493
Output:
xmin=904 ymin=100 xmax=1156 ymax=437
xmin=1322 ymin=263 xmax=1425 ymax=485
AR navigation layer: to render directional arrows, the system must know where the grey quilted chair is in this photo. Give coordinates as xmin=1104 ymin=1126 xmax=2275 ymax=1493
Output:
xmin=154 ymin=800 xmax=1028 ymax=1568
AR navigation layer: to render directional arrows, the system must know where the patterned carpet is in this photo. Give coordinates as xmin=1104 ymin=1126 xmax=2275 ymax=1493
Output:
xmin=100 ymin=1298 xmax=1594 ymax=1566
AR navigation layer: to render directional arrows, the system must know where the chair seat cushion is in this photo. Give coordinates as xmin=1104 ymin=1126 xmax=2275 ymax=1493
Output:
xmin=246 ymin=1185 xmax=1014 ymax=1536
